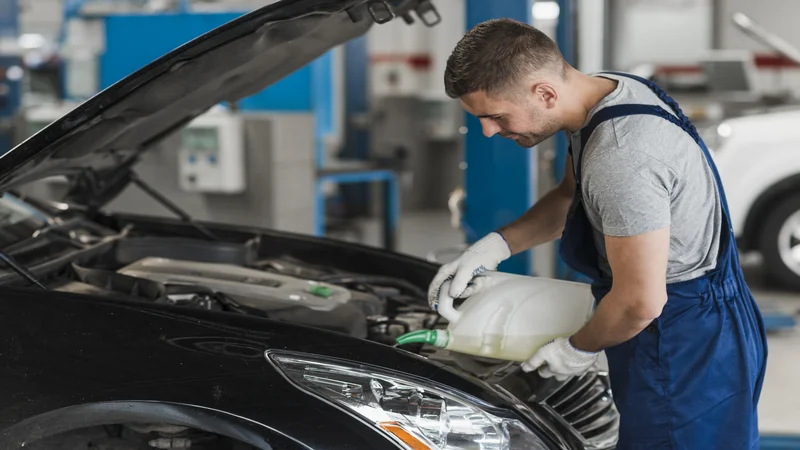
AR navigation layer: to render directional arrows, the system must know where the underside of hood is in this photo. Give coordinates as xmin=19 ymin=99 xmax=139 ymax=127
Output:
xmin=0 ymin=0 xmax=440 ymax=208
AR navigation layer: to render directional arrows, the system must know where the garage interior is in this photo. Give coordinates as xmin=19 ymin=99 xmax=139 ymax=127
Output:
xmin=1 ymin=0 xmax=800 ymax=448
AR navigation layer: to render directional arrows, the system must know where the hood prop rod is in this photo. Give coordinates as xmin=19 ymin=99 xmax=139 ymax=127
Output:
xmin=0 ymin=251 xmax=45 ymax=289
xmin=129 ymin=172 xmax=221 ymax=241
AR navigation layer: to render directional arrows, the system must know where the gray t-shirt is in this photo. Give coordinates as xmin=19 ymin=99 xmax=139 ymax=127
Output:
xmin=569 ymin=73 xmax=723 ymax=283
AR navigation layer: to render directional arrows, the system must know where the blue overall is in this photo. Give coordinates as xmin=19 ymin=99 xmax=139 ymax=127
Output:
xmin=560 ymin=72 xmax=768 ymax=449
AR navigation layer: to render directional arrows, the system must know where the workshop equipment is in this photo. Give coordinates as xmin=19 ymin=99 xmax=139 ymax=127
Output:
xmin=396 ymin=271 xmax=595 ymax=361
xmin=58 ymin=5 xmax=407 ymax=249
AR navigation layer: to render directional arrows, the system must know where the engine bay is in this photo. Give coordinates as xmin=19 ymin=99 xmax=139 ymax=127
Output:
xmin=36 ymin=233 xmax=440 ymax=347
xmin=0 ymin=215 xmax=618 ymax=449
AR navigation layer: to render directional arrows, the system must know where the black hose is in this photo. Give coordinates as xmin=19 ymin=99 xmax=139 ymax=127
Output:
xmin=370 ymin=319 xmax=410 ymax=335
xmin=321 ymin=274 xmax=426 ymax=298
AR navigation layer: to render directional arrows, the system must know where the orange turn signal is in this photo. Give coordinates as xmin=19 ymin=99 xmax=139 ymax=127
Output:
xmin=378 ymin=421 xmax=432 ymax=450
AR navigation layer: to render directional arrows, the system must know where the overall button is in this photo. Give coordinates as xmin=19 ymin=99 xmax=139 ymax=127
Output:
xmin=646 ymin=324 xmax=657 ymax=333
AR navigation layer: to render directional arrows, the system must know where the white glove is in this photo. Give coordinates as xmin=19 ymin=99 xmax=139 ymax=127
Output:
xmin=521 ymin=337 xmax=599 ymax=381
xmin=427 ymin=232 xmax=511 ymax=310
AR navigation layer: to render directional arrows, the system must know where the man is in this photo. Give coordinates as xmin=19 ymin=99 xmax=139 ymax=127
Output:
xmin=428 ymin=18 xmax=768 ymax=449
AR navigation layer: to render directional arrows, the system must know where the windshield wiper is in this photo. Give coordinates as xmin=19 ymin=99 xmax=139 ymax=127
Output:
xmin=129 ymin=171 xmax=221 ymax=241
xmin=0 ymin=250 xmax=45 ymax=289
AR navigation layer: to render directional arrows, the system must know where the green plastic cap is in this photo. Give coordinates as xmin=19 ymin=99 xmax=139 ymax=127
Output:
xmin=395 ymin=329 xmax=450 ymax=348
xmin=307 ymin=285 xmax=332 ymax=298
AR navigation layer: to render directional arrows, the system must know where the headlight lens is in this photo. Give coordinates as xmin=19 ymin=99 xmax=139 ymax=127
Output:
xmin=268 ymin=352 xmax=551 ymax=450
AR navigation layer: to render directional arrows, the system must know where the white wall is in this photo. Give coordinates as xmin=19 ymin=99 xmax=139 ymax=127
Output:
xmin=577 ymin=0 xmax=606 ymax=73
xmin=19 ymin=0 xmax=63 ymax=41
xmin=428 ymin=0 xmax=466 ymax=99
xmin=611 ymin=0 xmax=713 ymax=70
xmin=718 ymin=0 xmax=800 ymax=95
xmin=367 ymin=0 xmax=464 ymax=99
xmin=719 ymin=0 xmax=800 ymax=52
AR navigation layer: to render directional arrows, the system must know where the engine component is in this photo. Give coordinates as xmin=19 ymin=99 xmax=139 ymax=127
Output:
xmin=114 ymin=237 xmax=259 ymax=266
xmin=254 ymin=256 xmax=338 ymax=279
xmin=118 ymin=257 xmax=353 ymax=312
xmin=65 ymin=252 xmax=429 ymax=342
xmin=149 ymin=437 xmax=192 ymax=449
xmin=111 ymin=257 xmax=390 ymax=338
xmin=127 ymin=424 xmax=189 ymax=435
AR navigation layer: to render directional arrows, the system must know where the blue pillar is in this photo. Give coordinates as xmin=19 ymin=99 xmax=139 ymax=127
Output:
xmin=553 ymin=0 xmax=590 ymax=282
xmin=0 ymin=0 xmax=18 ymax=36
xmin=0 ymin=0 xmax=20 ymax=155
xmin=463 ymin=0 xmax=536 ymax=276
xmin=553 ymin=0 xmax=586 ymax=281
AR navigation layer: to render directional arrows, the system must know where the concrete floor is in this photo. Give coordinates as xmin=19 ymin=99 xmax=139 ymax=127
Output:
xmin=342 ymin=210 xmax=800 ymax=436
xmin=740 ymin=256 xmax=800 ymax=435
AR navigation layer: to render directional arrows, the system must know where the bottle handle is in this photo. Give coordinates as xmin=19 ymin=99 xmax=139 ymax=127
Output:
xmin=437 ymin=279 xmax=462 ymax=324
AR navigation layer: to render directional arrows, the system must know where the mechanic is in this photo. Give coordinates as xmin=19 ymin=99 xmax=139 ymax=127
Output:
xmin=428 ymin=18 xmax=768 ymax=449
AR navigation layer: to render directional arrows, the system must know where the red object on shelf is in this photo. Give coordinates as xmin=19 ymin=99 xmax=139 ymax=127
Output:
xmin=655 ymin=52 xmax=800 ymax=76
xmin=753 ymin=53 xmax=799 ymax=69
xmin=369 ymin=53 xmax=432 ymax=70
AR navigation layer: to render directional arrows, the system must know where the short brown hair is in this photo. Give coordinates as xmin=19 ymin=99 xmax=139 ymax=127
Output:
xmin=444 ymin=18 xmax=566 ymax=99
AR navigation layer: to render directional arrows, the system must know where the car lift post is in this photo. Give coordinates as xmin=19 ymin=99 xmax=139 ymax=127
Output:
xmin=462 ymin=0 xmax=537 ymax=276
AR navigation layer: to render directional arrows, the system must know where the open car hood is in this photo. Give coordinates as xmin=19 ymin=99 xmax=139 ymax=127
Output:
xmin=0 ymin=0 xmax=440 ymax=207
xmin=732 ymin=12 xmax=800 ymax=65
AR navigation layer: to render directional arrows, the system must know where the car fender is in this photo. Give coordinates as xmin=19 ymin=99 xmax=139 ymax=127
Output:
xmin=712 ymin=115 xmax=800 ymax=236
xmin=0 ymin=400 xmax=309 ymax=449
xmin=737 ymin=172 xmax=800 ymax=250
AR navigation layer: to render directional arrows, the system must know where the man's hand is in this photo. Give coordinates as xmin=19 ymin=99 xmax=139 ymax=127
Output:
xmin=521 ymin=337 xmax=598 ymax=381
xmin=427 ymin=232 xmax=511 ymax=310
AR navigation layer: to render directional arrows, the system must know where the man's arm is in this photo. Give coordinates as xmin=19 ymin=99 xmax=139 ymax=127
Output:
xmin=498 ymin=155 xmax=575 ymax=254
xmin=428 ymin=156 xmax=576 ymax=305
xmin=569 ymin=226 xmax=670 ymax=352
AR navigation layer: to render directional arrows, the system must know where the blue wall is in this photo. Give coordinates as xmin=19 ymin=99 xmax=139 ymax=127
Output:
xmin=99 ymin=12 xmax=318 ymax=111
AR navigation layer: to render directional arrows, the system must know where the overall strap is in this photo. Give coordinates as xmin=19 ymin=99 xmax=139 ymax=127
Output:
xmin=575 ymin=104 xmax=684 ymax=182
xmin=599 ymin=71 xmax=734 ymax=220
xmin=600 ymin=71 xmax=696 ymax=129
xmin=583 ymin=72 xmax=738 ymax=279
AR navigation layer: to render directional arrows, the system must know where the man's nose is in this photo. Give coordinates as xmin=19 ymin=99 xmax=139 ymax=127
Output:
xmin=480 ymin=118 xmax=501 ymax=138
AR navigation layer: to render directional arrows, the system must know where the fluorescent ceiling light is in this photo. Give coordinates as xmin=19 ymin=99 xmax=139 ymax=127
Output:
xmin=6 ymin=66 xmax=23 ymax=81
xmin=18 ymin=33 xmax=46 ymax=49
xmin=532 ymin=1 xmax=560 ymax=21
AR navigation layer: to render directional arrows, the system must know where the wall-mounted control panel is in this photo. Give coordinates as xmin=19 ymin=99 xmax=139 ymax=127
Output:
xmin=178 ymin=111 xmax=245 ymax=194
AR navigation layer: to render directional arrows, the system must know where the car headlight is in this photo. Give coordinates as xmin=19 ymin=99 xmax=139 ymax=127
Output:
xmin=267 ymin=351 xmax=552 ymax=450
xmin=700 ymin=121 xmax=732 ymax=153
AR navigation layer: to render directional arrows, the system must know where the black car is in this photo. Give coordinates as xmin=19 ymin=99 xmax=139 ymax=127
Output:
xmin=0 ymin=1 xmax=619 ymax=449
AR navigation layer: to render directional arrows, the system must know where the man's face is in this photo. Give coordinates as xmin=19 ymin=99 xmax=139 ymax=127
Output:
xmin=460 ymin=88 xmax=561 ymax=148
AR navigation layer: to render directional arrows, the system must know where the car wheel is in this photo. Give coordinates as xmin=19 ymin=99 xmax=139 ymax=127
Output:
xmin=759 ymin=194 xmax=800 ymax=290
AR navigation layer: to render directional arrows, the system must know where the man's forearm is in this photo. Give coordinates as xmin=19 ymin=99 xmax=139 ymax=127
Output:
xmin=569 ymin=288 xmax=667 ymax=353
xmin=498 ymin=185 xmax=573 ymax=255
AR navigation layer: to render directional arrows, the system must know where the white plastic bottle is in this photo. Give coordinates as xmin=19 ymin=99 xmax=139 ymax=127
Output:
xmin=397 ymin=271 xmax=596 ymax=362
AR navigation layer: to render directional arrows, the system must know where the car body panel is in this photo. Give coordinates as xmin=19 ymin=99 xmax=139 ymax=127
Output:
xmin=0 ymin=284 xmax=511 ymax=449
xmin=0 ymin=206 xmax=584 ymax=448
xmin=711 ymin=109 xmax=800 ymax=234
xmin=2 ymin=401 xmax=313 ymax=450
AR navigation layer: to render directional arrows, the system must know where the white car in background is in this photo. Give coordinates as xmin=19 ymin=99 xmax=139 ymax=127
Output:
xmin=703 ymin=13 xmax=800 ymax=289
xmin=707 ymin=108 xmax=800 ymax=289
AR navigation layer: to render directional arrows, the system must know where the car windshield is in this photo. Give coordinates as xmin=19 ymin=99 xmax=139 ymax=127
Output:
xmin=0 ymin=195 xmax=50 ymax=249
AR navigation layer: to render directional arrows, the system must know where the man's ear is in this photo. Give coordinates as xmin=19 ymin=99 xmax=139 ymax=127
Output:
xmin=532 ymin=83 xmax=558 ymax=109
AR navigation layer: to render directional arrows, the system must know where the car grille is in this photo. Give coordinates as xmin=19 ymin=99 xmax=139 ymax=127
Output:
xmin=542 ymin=371 xmax=619 ymax=449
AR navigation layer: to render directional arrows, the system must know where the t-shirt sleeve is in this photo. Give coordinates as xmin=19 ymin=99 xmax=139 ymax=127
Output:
xmin=582 ymin=150 xmax=673 ymax=237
